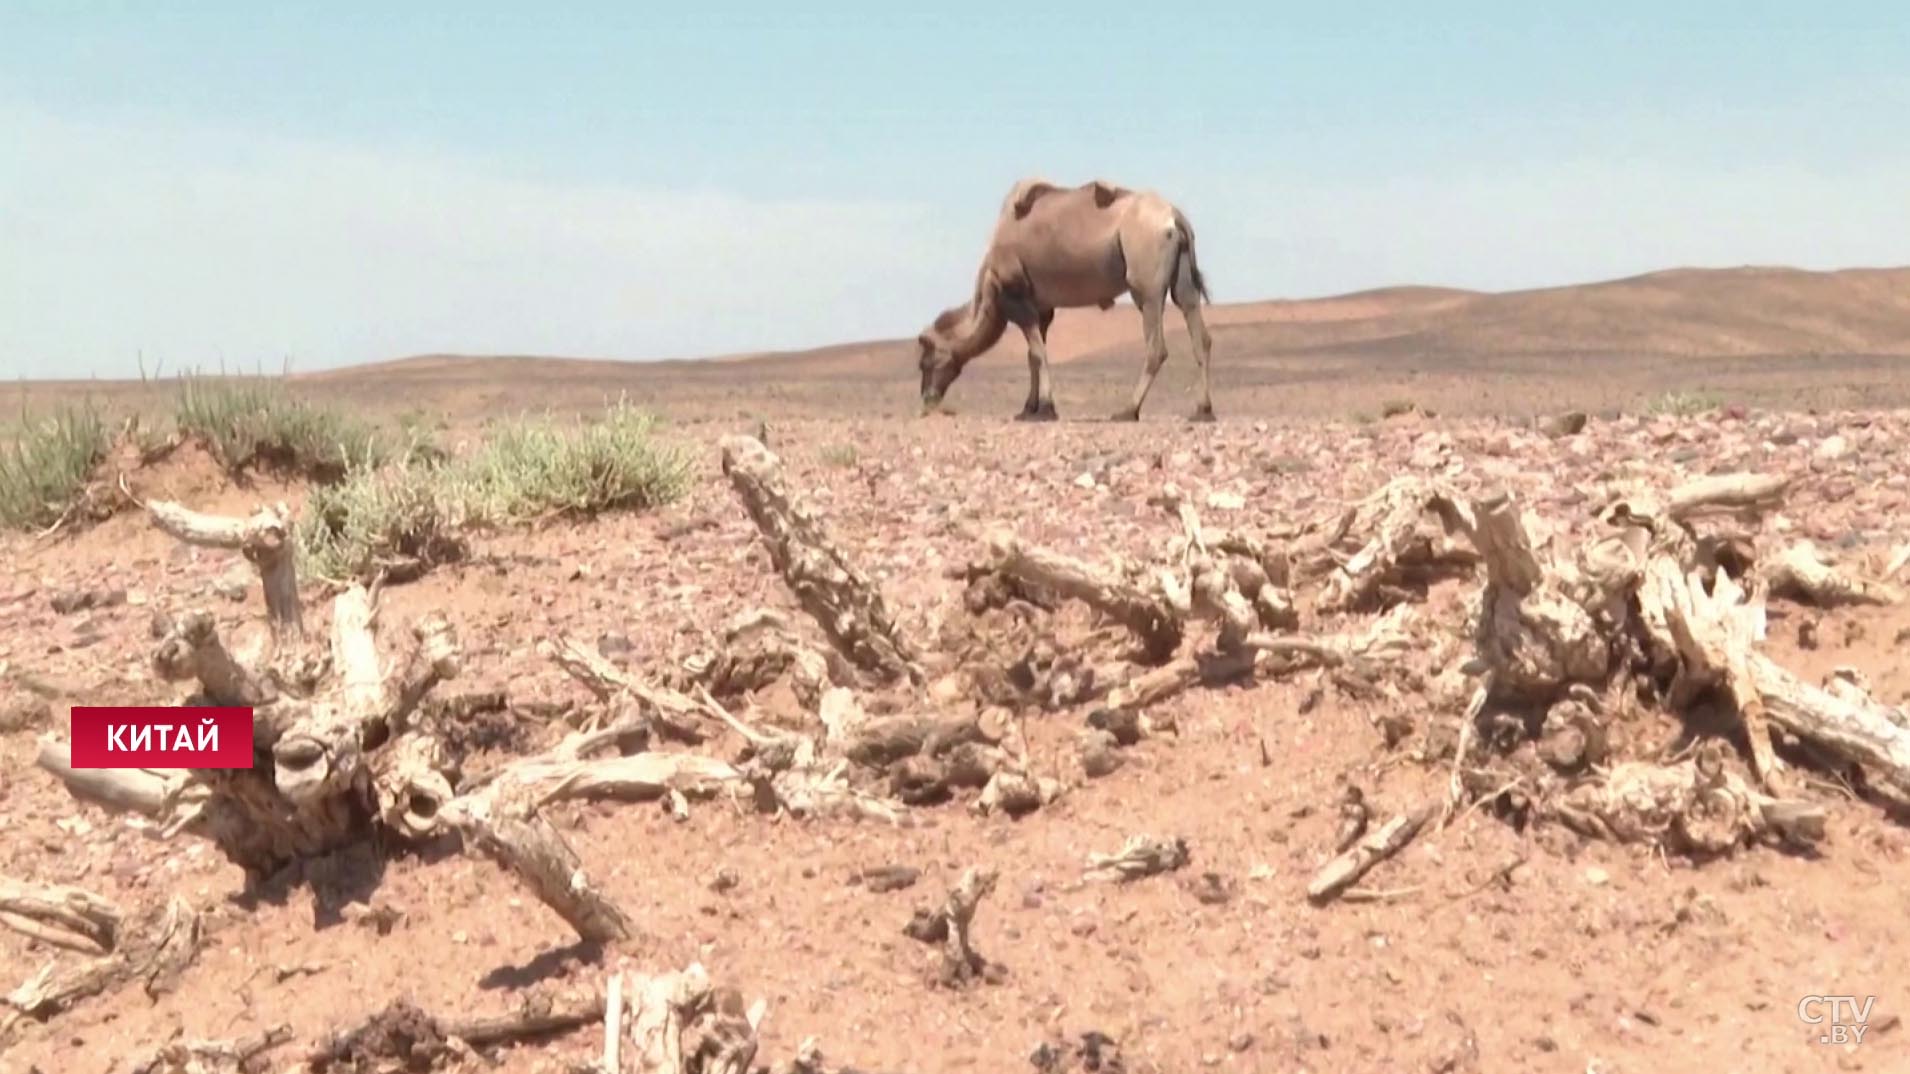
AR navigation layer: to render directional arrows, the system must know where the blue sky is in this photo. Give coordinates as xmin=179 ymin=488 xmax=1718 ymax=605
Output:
xmin=3 ymin=3 xmax=1907 ymax=378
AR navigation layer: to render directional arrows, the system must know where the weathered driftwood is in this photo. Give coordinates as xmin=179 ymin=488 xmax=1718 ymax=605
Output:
xmin=1595 ymin=473 xmax=1910 ymax=805
xmin=37 ymin=516 xmax=460 ymax=882
xmin=841 ymin=711 xmax=992 ymax=768
xmin=1638 ymin=559 xmax=1783 ymax=789
xmin=371 ymin=730 xmax=457 ymax=841
xmin=1751 ymin=658 xmax=1910 ymax=809
xmin=1165 ymin=497 xmax=1295 ymax=642
xmin=547 ymin=635 xmax=716 ymax=744
xmin=903 ymin=868 xmax=999 ymax=987
xmin=32 ymin=736 xmax=186 ymax=819
xmin=1099 ymin=648 xmax=1255 ymax=714
xmin=1308 ymin=803 xmax=1433 ymax=904
xmin=201 ymin=588 xmax=459 ymax=875
xmin=0 ymin=878 xmax=120 ymax=955
xmin=618 ymin=963 xmax=765 ymax=1074
xmin=720 ymin=435 xmax=923 ymax=685
xmin=604 ymin=970 xmax=626 ymax=1074
xmin=1663 ymin=473 xmax=1789 ymax=523
xmin=1242 ymin=603 xmax=1419 ymax=672
xmin=127 ymin=1024 xmax=295 ymax=1074
xmin=307 ymin=988 xmax=607 ymax=1069
xmin=4 ymin=897 xmax=201 ymax=1040
xmin=1550 ymin=747 xmax=1826 ymax=853
xmin=151 ymin=610 xmax=278 ymax=708
xmin=1095 ymin=605 xmax=1418 ymax=717
xmin=1314 ymin=477 xmax=1479 ymax=613
xmin=1761 ymin=541 xmax=1902 ymax=607
xmin=1465 ymin=491 xmax=1608 ymax=704
xmin=146 ymin=498 xmax=304 ymax=644
xmin=440 ymin=777 xmax=635 ymax=946
xmin=679 ymin=609 xmax=838 ymax=711
xmin=1084 ymin=835 xmax=1190 ymax=882
xmin=984 ymin=531 xmax=1182 ymax=664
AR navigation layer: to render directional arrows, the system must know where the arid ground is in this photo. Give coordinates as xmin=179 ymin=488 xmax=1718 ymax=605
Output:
xmin=5 ymin=265 xmax=1910 ymax=1074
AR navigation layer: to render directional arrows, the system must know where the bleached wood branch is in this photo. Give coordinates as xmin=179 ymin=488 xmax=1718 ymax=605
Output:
xmin=720 ymin=435 xmax=924 ymax=684
xmin=146 ymin=498 xmax=303 ymax=643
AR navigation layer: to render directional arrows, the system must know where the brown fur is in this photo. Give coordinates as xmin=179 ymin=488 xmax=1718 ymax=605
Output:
xmin=915 ymin=177 xmax=1215 ymax=422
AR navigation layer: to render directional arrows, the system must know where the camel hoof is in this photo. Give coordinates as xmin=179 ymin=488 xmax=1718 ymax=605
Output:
xmin=1188 ymin=406 xmax=1217 ymax=424
xmin=1015 ymin=404 xmax=1059 ymax=423
xmin=1109 ymin=408 xmax=1141 ymax=423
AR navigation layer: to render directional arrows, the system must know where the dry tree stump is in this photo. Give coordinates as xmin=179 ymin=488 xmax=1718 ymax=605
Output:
xmin=34 ymin=497 xmax=463 ymax=879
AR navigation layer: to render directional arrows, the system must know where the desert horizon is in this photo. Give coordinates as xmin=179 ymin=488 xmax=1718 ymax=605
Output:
xmin=10 ymin=261 xmax=1908 ymax=430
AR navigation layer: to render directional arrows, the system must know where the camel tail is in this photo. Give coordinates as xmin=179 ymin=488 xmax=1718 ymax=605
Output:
xmin=1172 ymin=208 xmax=1210 ymax=305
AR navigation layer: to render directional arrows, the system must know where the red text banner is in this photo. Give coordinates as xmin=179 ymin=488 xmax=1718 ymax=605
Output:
xmin=69 ymin=706 xmax=255 ymax=769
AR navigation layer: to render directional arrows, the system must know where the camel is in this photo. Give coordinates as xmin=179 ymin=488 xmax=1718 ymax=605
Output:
xmin=912 ymin=177 xmax=1214 ymax=422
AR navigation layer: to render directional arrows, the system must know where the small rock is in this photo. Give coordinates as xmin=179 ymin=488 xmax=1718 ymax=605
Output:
xmin=709 ymin=868 xmax=741 ymax=893
xmin=1228 ymin=1032 xmax=1255 ymax=1053
xmin=1078 ymin=729 xmax=1123 ymax=779
xmin=212 ymin=564 xmax=251 ymax=601
xmin=596 ymin=632 xmax=635 ymax=665
xmin=1074 ymin=472 xmax=1097 ymax=489
xmin=1187 ymin=872 xmax=1234 ymax=906
xmin=1536 ymin=412 xmax=1588 ymax=438
xmin=0 ymin=695 xmax=51 ymax=733
xmin=1816 ymin=435 xmax=1851 ymax=461
xmin=1584 ymin=866 xmax=1611 ymax=887
xmin=50 ymin=588 xmax=126 ymax=615
xmin=856 ymin=865 xmax=920 ymax=894
xmin=1205 ymin=490 xmax=1245 ymax=511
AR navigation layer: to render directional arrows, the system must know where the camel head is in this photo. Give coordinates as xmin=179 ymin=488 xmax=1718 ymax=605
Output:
xmin=914 ymin=306 xmax=970 ymax=412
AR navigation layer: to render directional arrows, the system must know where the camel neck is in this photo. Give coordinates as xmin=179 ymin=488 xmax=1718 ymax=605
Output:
xmin=947 ymin=298 xmax=1007 ymax=361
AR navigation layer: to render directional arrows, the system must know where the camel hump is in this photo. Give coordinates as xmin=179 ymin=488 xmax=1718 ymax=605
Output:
xmin=1005 ymin=178 xmax=1065 ymax=220
xmin=1005 ymin=177 xmax=1136 ymax=219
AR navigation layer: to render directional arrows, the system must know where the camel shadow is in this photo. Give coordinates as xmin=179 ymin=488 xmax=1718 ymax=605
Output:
xmin=226 ymin=839 xmax=391 ymax=931
xmin=478 ymin=940 xmax=606 ymax=991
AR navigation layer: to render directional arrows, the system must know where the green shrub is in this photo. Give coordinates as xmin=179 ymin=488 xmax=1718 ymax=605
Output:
xmin=0 ymin=404 xmax=109 ymax=531
xmin=298 ymin=458 xmax=467 ymax=583
xmin=453 ymin=401 xmax=692 ymax=525
xmin=174 ymin=376 xmax=385 ymax=480
xmin=296 ymin=400 xmax=690 ymax=581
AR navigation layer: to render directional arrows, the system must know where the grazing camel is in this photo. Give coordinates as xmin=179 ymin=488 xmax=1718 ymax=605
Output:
xmin=913 ymin=177 xmax=1214 ymax=422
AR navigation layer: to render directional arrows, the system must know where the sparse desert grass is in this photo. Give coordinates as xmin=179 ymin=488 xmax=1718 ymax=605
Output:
xmin=1643 ymin=389 xmax=1725 ymax=417
xmin=451 ymin=401 xmax=692 ymax=524
xmin=0 ymin=402 xmax=109 ymax=531
xmin=297 ymin=400 xmax=691 ymax=581
xmin=174 ymin=375 xmax=386 ymax=480
xmin=299 ymin=456 xmax=467 ymax=583
xmin=820 ymin=442 xmax=859 ymax=468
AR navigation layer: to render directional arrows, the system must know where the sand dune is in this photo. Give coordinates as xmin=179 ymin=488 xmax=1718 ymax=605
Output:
xmin=324 ymin=265 xmax=1909 ymax=385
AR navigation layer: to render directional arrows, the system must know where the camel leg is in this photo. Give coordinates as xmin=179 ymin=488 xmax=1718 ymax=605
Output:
xmin=1023 ymin=309 xmax=1054 ymax=418
xmin=1175 ymin=265 xmax=1215 ymax=423
xmin=1015 ymin=313 xmax=1059 ymax=422
xmin=1114 ymin=294 xmax=1169 ymax=422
